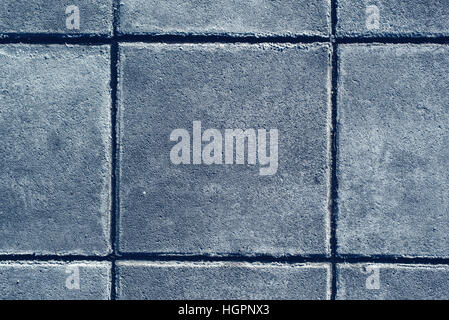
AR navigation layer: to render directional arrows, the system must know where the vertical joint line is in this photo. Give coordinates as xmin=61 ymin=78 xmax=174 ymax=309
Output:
xmin=110 ymin=0 xmax=120 ymax=301
xmin=330 ymin=0 xmax=339 ymax=300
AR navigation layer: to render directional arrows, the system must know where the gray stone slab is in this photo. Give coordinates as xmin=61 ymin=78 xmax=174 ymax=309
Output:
xmin=118 ymin=43 xmax=331 ymax=256
xmin=337 ymin=263 xmax=449 ymax=300
xmin=0 ymin=0 xmax=113 ymax=35
xmin=0 ymin=45 xmax=111 ymax=255
xmin=337 ymin=0 xmax=449 ymax=37
xmin=118 ymin=0 xmax=330 ymax=37
xmin=0 ymin=261 xmax=111 ymax=300
xmin=337 ymin=44 xmax=449 ymax=257
xmin=117 ymin=261 xmax=330 ymax=300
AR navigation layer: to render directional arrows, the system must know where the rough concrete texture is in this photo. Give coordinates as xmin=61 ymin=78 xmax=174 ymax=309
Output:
xmin=337 ymin=264 xmax=449 ymax=300
xmin=118 ymin=0 xmax=330 ymax=37
xmin=337 ymin=0 xmax=449 ymax=37
xmin=0 ymin=0 xmax=113 ymax=35
xmin=0 ymin=45 xmax=111 ymax=255
xmin=0 ymin=261 xmax=111 ymax=300
xmin=337 ymin=44 xmax=449 ymax=257
xmin=117 ymin=261 xmax=330 ymax=300
xmin=118 ymin=43 xmax=331 ymax=256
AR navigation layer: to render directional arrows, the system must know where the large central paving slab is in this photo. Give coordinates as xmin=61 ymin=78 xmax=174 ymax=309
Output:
xmin=337 ymin=44 xmax=449 ymax=257
xmin=118 ymin=43 xmax=331 ymax=256
xmin=337 ymin=264 xmax=449 ymax=300
xmin=118 ymin=0 xmax=330 ymax=37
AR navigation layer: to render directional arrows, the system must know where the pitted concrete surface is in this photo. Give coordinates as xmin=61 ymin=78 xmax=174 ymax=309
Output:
xmin=0 ymin=45 xmax=111 ymax=255
xmin=337 ymin=44 xmax=449 ymax=257
xmin=118 ymin=43 xmax=331 ymax=256
xmin=117 ymin=261 xmax=330 ymax=300
xmin=0 ymin=1 xmax=447 ymax=300
xmin=118 ymin=0 xmax=330 ymax=37
xmin=0 ymin=261 xmax=111 ymax=300
xmin=337 ymin=264 xmax=449 ymax=300
xmin=337 ymin=0 xmax=449 ymax=37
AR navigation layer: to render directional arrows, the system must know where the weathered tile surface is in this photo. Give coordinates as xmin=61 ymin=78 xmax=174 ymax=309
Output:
xmin=0 ymin=45 xmax=111 ymax=255
xmin=0 ymin=0 xmax=113 ymax=35
xmin=118 ymin=0 xmax=330 ymax=36
xmin=337 ymin=0 xmax=449 ymax=37
xmin=118 ymin=43 xmax=331 ymax=256
xmin=337 ymin=264 xmax=449 ymax=300
xmin=117 ymin=261 xmax=330 ymax=300
xmin=0 ymin=261 xmax=111 ymax=300
xmin=337 ymin=44 xmax=449 ymax=257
